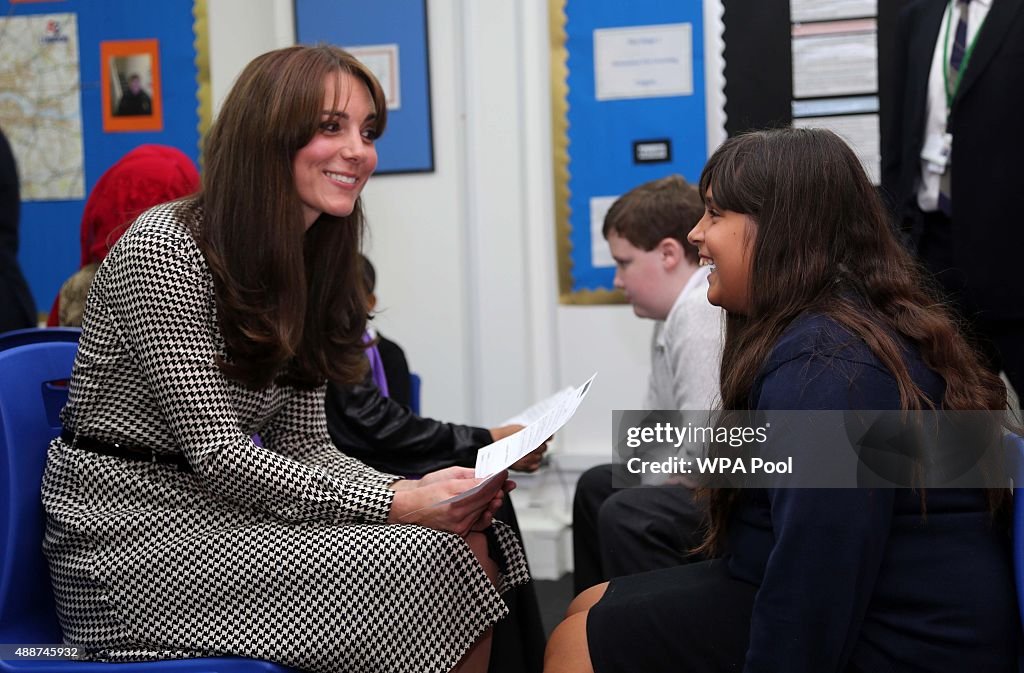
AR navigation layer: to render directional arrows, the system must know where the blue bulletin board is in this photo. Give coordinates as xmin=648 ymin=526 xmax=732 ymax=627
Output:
xmin=552 ymin=0 xmax=718 ymax=303
xmin=294 ymin=0 xmax=434 ymax=175
xmin=0 ymin=0 xmax=208 ymax=317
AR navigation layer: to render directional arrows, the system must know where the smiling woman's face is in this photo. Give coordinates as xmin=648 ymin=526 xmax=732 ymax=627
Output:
xmin=292 ymin=71 xmax=379 ymax=230
xmin=687 ymin=187 xmax=756 ymax=315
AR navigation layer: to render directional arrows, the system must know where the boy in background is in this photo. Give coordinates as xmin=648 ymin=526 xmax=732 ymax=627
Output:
xmin=573 ymin=174 xmax=723 ymax=594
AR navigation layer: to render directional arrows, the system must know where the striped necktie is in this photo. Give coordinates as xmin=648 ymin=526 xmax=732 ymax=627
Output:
xmin=947 ymin=0 xmax=971 ymax=99
xmin=939 ymin=0 xmax=970 ymax=216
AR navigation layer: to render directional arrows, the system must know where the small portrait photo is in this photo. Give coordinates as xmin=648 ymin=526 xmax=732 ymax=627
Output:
xmin=113 ymin=64 xmax=153 ymax=117
xmin=101 ymin=39 xmax=163 ymax=132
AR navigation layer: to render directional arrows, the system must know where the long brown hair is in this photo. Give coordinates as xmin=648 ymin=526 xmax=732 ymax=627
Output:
xmin=194 ymin=45 xmax=387 ymax=389
xmin=696 ymin=128 xmax=1008 ymax=555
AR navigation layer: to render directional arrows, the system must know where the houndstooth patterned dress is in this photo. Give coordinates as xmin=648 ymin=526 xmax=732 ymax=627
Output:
xmin=41 ymin=202 xmax=530 ymax=673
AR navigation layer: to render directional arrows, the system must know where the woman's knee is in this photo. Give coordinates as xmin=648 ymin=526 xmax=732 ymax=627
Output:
xmin=544 ymin=611 xmax=594 ymax=673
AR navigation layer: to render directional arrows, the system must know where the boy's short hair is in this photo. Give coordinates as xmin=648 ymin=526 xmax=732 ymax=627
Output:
xmin=602 ymin=174 xmax=704 ymax=264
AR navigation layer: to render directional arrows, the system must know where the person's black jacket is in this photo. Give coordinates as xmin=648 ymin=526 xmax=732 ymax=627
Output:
xmin=325 ymin=378 xmax=493 ymax=476
xmin=116 ymin=90 xmax=152 ymax=116
xmin=880 ymin=0 xmax=1024 ymax=320
xmin=0 ymin=128 xmax=36 ymax=332
xmin=376 ymin=334 xmax=411 ymax=407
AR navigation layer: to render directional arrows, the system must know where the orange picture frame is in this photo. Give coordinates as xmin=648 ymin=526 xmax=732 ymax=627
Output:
xmin=100 ymin=39 xmax=163 ymax=132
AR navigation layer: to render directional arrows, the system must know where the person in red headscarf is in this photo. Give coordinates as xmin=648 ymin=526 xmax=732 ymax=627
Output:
xmin=47 ymin=144 xmax=199 ymax=326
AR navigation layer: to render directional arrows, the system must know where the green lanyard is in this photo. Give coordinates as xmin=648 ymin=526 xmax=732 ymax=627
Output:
xmin=942 ymin=0 xmax=986 ymax=110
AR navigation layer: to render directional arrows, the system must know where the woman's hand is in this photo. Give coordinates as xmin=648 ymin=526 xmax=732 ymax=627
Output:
xmin=388 ymin=469 xmax=514 ymax=536
xmin=389 ymin=467 xmax=478 ymax=491
xmin=510 ymin=446 xmax=547 ymax=472
xmin=489 ymin=425 xmax=552 ymax=473
xmin=414 ymin=465 xmax=476 ymax=487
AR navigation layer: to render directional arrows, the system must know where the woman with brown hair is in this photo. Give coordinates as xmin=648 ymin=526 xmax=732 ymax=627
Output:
xmin=42 ymin=45 xmax=527 ymax=673
xmin=544 ymin=128 xmax=1018 ymax=673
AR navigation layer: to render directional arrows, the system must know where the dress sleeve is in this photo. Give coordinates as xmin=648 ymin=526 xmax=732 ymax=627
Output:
xmin=106 ymin=211 xmax=395 ymax=525
xmin=260 ymin=383 xmax=400 ymax=485
xmin=743 ymin=352 xmax=896 ymax=673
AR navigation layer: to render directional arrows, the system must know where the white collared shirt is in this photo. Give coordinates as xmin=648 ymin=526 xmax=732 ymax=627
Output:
xmin=917 ymin=0 xmax=992 ymax=211
xmin=644 ymin=264 xmax=723 ymax=413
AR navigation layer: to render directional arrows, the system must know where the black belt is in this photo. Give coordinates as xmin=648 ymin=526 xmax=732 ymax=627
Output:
xmin=60 ymin=430 xmax=192 ymax=472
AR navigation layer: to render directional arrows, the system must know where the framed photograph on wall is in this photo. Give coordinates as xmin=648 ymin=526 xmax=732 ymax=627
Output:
xmin=294 ymin=0 xmax=434 ymax=174
xmin=346 ymin=44 xmax=401 ymax=110
xmin=100 ymin=38 xmax=163 ymax=132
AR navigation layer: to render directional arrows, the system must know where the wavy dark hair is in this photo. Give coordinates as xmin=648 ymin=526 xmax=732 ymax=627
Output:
xmin=695 ymin=128 xmax=1009 ymax=555
xmin=193 ymin=45 xmax=387 ymax=390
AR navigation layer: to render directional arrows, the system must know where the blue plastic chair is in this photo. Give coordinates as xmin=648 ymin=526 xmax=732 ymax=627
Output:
xmin=408 ymin=372 xmax=422 ymax=416
xmin=0 ymin=342 xmax=299 ymax=673
xmin=1010 ymin=433 xmax=1024 ymax=631
xmin=0 ymin=328 xmax=82 ymax=352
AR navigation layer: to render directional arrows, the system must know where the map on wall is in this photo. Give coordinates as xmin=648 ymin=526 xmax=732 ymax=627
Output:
xmin=0 ymin=13 xmax=85 ymax=200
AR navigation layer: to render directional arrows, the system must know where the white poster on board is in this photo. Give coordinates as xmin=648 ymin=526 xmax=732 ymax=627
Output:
xmin=590 ymin=195 xmax=619 ymax=268
xmin=792 ymin=19 xmax=877 ymax=98
xmin=593 ymin=23 xmax=693 ymax=101
xmin=793 ymin=113 xmax=880 ymax=185
xmin=791 ymin=0 xmax=876 ymax=23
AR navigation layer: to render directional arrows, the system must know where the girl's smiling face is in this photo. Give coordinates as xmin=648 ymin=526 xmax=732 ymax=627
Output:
xmin=687 ymin=187 xmax=756 ymax=315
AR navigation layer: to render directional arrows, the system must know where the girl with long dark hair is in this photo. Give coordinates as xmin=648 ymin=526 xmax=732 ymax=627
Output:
xmin=545 ymin=128 xmax=1018 ymax=673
